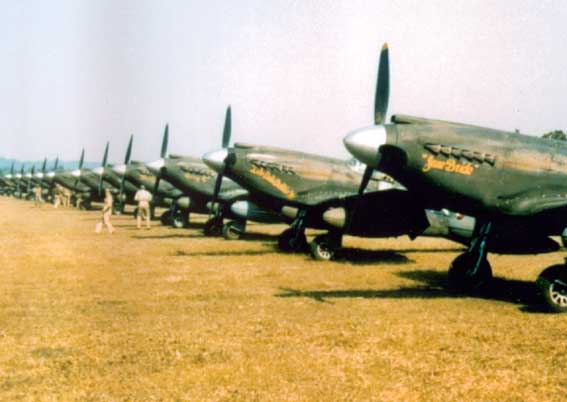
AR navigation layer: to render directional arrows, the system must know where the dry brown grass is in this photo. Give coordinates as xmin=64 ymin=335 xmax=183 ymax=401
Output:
xmin=0 ymin=197 xmax=566 ymax=401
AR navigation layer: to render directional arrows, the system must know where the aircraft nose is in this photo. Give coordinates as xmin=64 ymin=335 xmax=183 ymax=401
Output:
xmin=92 ymin=166 xmax=104 ymax=176
xmin=46 ymin=171 xmax=55 ymax=178
xmin=343 ymin=125 xmax=388 ymax=168
xmin=112 ymin=164 xmax=127 ymax=176
xmin=71 ymin=169 xmax=81 ymax=178
xmin=322 ymin=207 xmax=346 ymax=229
xmin=146 ymin=158 xmax=165 ymax=174
xmin=203 ymin=149 xmax=228 ymax=173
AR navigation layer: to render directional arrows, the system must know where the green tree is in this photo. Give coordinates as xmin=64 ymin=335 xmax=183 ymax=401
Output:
xmin=542 ymin=130 xmax=567 ymax=141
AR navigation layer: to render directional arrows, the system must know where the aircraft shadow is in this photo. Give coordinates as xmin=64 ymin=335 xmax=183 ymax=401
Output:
xmin=174 ymin=249 xmax=274 ymax=257
xmin=276 ymin=269 xmax=547 ymax=312
xmin=332 ymin=249 xmax=413 ymax=265
xmin=131 ymin=234 xmax=197 ymax=239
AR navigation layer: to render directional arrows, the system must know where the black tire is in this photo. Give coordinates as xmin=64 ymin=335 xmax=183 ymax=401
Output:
xmin=204 ymin=218 xmax=223 ymax=236
xmin=172 ymin=212 xmax=189 ymax=229
xmin=278 ymin=228 xmax=308 ymax=253
xmin=160 ymin=211 xmax=172 ymax=226
xmin=222 ymin=222 xmax=243 ymax=240
xmin=310 ymin=235 xmax=336 ymax=261
xmin=448 ymin=253 xmax=493 ymax=291
xmin=536 ymin=265 xmax=567 ymax=313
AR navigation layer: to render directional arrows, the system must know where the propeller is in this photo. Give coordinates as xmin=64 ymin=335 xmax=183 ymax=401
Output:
xmin=27 ymin=165 xmax=35 ymax=194
xmin=74 ymin=148 xmax=85 ymax=190
xmin=98 ymin=142 xmax=109 ymax=196
xmin=346 ymin=43 xmax=389 ymax=232
xmin=41 ymin=158 xmax=47 ymax=174
xmin=53 ymin=156 xmax=59 ymax=171
xmin=153 ymin=124 xmax=169 ymax=196
xmin=210 ymin=106 xmax=231 ymax=216
xmin=119 ymin=134 xmax=134 ymax=202
xmin=10 ymin=161 xmax=14 ymax=176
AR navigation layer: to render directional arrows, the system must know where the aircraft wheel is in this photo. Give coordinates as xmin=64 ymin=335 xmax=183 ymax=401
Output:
xmin=223 ymin=221 xmax=243 ymax=240
xmin=310 ymin=235 xmax=336 ymax=261
xmin=172 ymin=211 xmax=190 ymax=229
xmin=278 ymin=228 xmax=307 ymax=253
xmin=133 ymin=207 xmax=139 ymax=219
xmin=536 ymin=265 xmax=567 ymax=313
xmin=562 ymin=228 xmax=567 ymax=248
xmin=160 ymin=211 xmax=172 ymax=226
xmin=204 ymin=218 xmax=223 ymax=236
xmin=448 ymin=253 xmax=492 ymax=291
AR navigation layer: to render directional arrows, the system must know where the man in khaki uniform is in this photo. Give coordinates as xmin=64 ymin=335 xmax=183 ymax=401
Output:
xmin=62 ymin=187 xmax=72 ymax=207
xmin=134 ymin=185 xmax=153 ymax=229
xmin=33 ymin=185 xmax=43 ymax=207
xmin=96 ymin=189 xmax=115 ymax=234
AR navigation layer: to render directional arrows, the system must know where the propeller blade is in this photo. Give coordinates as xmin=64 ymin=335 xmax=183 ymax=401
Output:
xmin=222 ymin=106 xmax=231 ymax=148
xmin=78 ymin=148 xmax=85 ymax=169
xmin=74 ymin=149 xmax=84 ymax=189
xmin=102 ymin=142 xmax=109 ymax=167
xmin=210 ymin=173 xmax=224 ymax=210
xmin=374 ymin=43 xmax=390 ymax=125
xmin=358 ymin=166 xmax=374 ymax=197
xmin=41 ymin=158 xmax=47 ymax=173
xmin=210 ymin=106 xmax=232 ymax=215
xmin=10 ymin=162 xmax=14 ymax=175
xmin=345 ymin=166 xmax=374 ymax=235
xmin=118 ymin=136 xmax=133 ymax=206
xmin=161 ymin=124 xmax=169 ymax=158
xmin=153 ymin=176 xmax=161 ymax=198
xmin=98 ymin=142 xmax=110 ymax=196
xmin=53 ymin=156 xmax=59 ymax=171
xmin=27 ymin=165 xmax=34 ymax=193
xmin=124 ymin=134 xmax=133 ymax=164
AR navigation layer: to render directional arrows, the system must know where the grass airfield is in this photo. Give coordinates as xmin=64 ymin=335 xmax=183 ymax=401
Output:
xmin=0 ymin=197 xmax=566 ymax=402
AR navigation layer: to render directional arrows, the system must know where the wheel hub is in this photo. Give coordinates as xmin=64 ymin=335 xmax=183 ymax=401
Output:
xmin=550 ymin=280 xmax=567 ymax=307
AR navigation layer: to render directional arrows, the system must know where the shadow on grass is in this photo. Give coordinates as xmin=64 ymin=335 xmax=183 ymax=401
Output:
xmin=132 ymin=232 xmax=280 ymax=241
xmin=174 ymin=249 xmax=274 ymax=257
xmin=332 ymin=249 xmax=413 ymax=265
xmin=276 ymin=269 xmax=550 ymax=312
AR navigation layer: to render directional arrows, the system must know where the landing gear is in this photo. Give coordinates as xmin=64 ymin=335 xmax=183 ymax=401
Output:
xmin=172 ymin=210 xmax=190 ymax=229
xmin=278 ymin=210 xmax=308 ymax=253
xmin=113 ymin=202 xmax=123 ymax=215
xmin=204 ymin=217 xmax=223 ymax=236
xmin=448 ymin=221 xmax=493 ymax=291
xmin=537 ymin=264 xmax=567 ymax=313
xmin=278 ymin=228 xmax=308 ymax=252
xmin=222 ymin=220 xmax=246 ymax=240
xmin=160 ymin=210 xmax=172 ymax=225
xmin=448 ymin=253 xmax=493 ymax=291
xmin=310 ymin=233 xmax=342 ymax=261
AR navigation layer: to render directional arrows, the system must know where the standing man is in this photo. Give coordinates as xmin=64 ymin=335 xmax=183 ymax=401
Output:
xmin=96 ymin=189 xmax=115 ymax=234
xmin=33 ymin=185 xmax=43 ymax=207
xmin=134 ymin=184 xmax=153 ymax=229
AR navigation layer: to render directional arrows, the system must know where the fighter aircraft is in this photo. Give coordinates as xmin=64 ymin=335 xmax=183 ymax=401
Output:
xmin=0 ymin=162 xmax=15 ymax=195
xmin=202 ymin=108 xmax=559 ymax=260
xmin=110 ymin=134 xmax=191 ymax=223
xmin=146 ymin=121 xmax=281 ymax=235
xmin=344 ymin=43 xmax=567 ymax=312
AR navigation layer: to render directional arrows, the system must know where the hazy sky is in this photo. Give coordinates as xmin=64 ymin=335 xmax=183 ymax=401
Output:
xmin=1 ymin=0 xmax=566 ymax=163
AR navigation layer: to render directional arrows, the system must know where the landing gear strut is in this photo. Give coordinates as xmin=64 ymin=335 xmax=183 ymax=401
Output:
xmin=278 ymin=210 xmax=308 ymax=252
xmin=223 ymin=220 xmax=246 ymax=240
xmin=310 ymin=232 xmax=342 ymax=261
xmin=448 ymin=221 xmax=493 ymax=291
xmin=204 ymin=216 xmax=223 ymax=236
